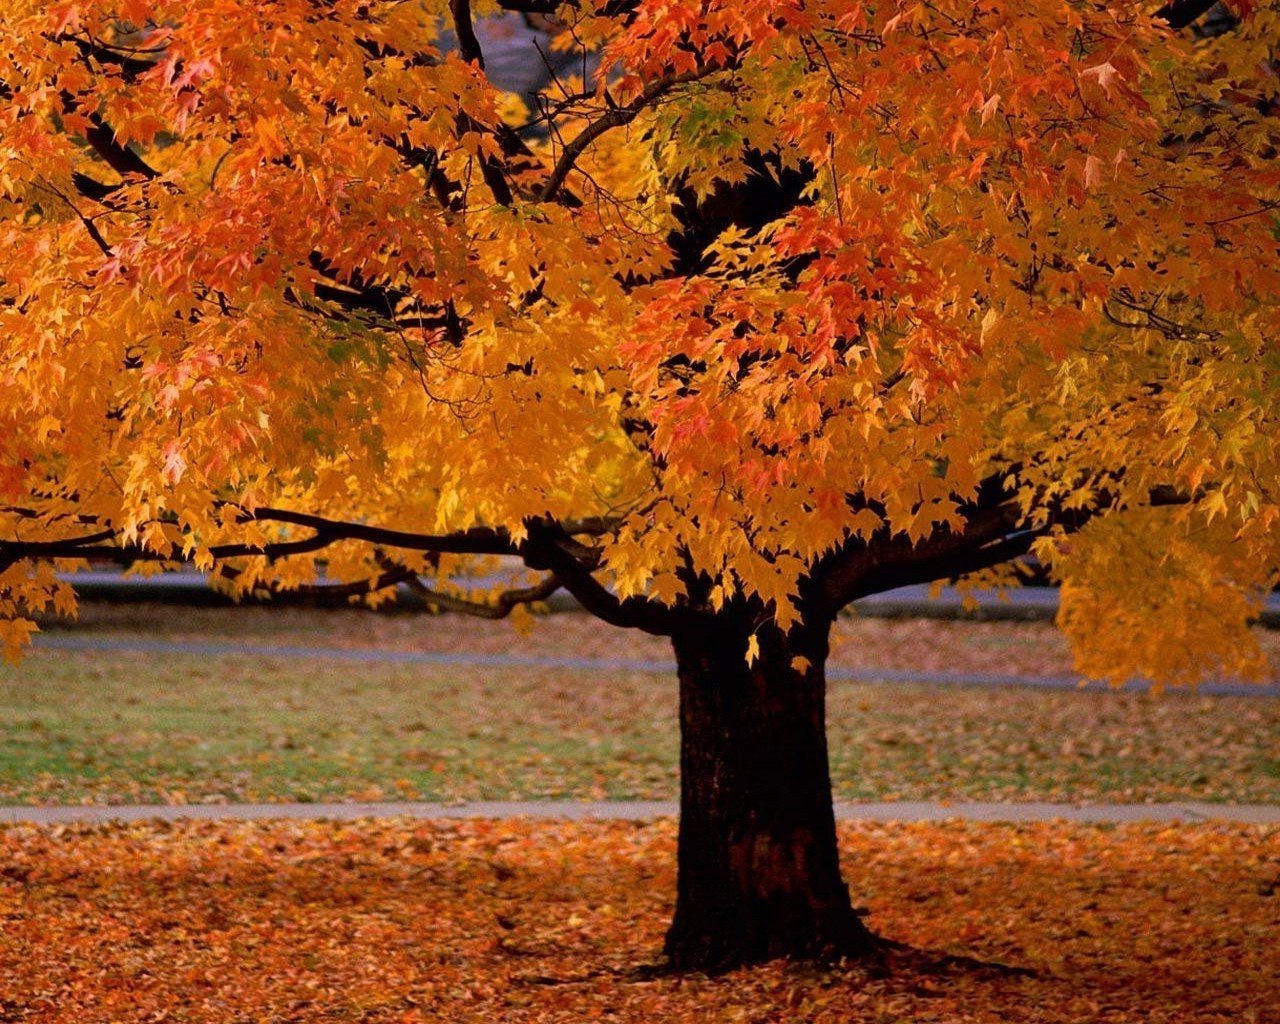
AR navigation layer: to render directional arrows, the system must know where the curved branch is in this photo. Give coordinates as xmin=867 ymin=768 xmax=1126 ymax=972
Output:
xmin=522 ymin=523 xmax=679 ymax=635
xmin=0 ymin=528 xmax=116 ymax=557
xmin=539 ymin=66 xmax=725 ymax=202
xmin=815 ymin=490 xmax=1027 ymax=614
xmin=2 ymin=506 xmax=656 ymax=627
xmin=835 ymin=528 xmax=1046 ymax=605
xmin=815 ymin=469 xmax=1196 ymax=615
xmin=0 ymin=528 xmax=337 ymax=565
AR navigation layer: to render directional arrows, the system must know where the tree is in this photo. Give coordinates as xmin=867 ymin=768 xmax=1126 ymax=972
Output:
xmin=1 ymin=0 xmax=1277 ymax=972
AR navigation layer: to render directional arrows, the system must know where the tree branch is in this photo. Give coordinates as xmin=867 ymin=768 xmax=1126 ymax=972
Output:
xmin=224 ymin=506 xmax=523 ymax=556
xmin=539 ymin=67 xmax=725 ymax=203
xmin=214 ymin=562 xmax=419 ymax=602
xmin=522 ymin=522 xmax=679 ymax=635
xmin=450 ymin=0 xmax=486 ymax=68
xmin=1154 ymin=0 xmax=1223 ymax=30
xmin=814 ymin=486 xmax=1026 ymax=614
xmin=0 ymin=529 xmax=117 ymax=556
xmin=0 ymin=510 xmax=621 ymax=622
xmin=835 ymin=528 xmax=1045 ymax=605
xmin=69 ymin=99 xmax=160 ymax=181
xmin=814 ymin=469 xmax=1201 ymax=615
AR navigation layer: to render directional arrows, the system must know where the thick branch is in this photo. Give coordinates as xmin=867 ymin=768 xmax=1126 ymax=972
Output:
xmin=71 ymin=101 xmax=160 ymax=181
xmin=226 ymin=506 xmax=523 ymax=556
xmin=450 ymin=0 xmax=486 ymax=68
xmin=815 ymin=489 xmax=1027 ymax=614
xmin=835 ymin=528 xmax=1045 ymax=605
xmin=1154 ymin=0 xmax=1223 ymax=29
xmin=815 ymin=471 xmax=1197 ymax=614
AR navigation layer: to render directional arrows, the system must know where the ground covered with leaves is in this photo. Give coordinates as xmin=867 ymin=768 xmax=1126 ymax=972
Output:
xmin=0 ymin=818 xmax=1275 ymax=1022
xmin=3 ymin=606 xmax=1278 ymax=805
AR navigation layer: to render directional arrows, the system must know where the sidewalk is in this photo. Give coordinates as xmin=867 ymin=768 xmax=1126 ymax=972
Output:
xmin=3 ymin=800 xmax=1277 ymax=825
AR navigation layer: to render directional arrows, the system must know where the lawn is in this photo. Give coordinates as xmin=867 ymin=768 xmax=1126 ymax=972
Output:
xmin=1 ymin=605 xmax=1276 ymax=805
xmin=1 ymin=818 xmax=1275 ymax=1022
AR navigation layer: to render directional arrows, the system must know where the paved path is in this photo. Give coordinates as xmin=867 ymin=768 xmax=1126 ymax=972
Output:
xmin=2 ymin=800 xmax=1277 ymax=825
xmin=30 ymin=634 xmax=1280 ymax=696
xmin=59 ymin=571 xmax=1280 ymax=626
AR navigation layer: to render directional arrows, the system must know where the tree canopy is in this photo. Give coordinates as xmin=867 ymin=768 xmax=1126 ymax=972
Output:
xmin=1 ymin=0 xmax=1278 ymax=684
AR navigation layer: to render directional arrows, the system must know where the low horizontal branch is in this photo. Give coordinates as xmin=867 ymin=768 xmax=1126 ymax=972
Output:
xmin=1 ymin=509 xmax=633 ymax=627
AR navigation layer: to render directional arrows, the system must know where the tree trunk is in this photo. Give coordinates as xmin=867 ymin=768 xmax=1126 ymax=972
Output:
xmin=663 ymin=606 xmax=880 ymax=972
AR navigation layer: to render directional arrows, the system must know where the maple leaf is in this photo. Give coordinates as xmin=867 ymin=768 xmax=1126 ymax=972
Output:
xmin=161 ymin=440 xmax=187 ymax=485
xmin=979 ymin=92 xmax=1001 ymax=125
xmin=1082 ymin=153 xmax=1103 ymax=189
xmin=1080 ymin=61 xmax=1122 ymax=96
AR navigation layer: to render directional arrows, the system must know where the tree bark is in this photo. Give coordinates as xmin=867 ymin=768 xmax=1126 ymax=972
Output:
xmin=663 ymin=605 xmax=881 ymax=972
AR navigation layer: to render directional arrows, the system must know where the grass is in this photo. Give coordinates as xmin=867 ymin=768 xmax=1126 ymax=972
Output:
xmin=1 ymin=604 xmax=1277 ymax=805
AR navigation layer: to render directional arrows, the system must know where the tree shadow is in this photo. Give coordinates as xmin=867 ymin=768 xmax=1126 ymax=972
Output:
xmin=865 ymin=938 xmax=1039 ymax=981
xmin=512 ymin=936 xmax=1039 ymax=987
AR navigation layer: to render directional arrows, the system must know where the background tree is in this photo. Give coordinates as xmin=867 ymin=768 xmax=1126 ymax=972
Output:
xmin=1 ymin=0 xmax=1277 ymax=971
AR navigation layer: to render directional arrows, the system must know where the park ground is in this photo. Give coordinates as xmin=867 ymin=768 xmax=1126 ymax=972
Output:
xmin=1 ymin=604 xmax=1277 ymax=1021
xmin=2 ymin=604 xmax=1279 ymax=806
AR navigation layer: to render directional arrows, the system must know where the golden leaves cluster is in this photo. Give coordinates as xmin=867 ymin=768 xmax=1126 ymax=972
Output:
xmin=0 ymin=1 xmax=1277 ymax=679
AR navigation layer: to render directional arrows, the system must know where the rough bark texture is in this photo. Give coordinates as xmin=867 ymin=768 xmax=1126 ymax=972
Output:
xmin=663 ymin=606 xmax=880 ymax=972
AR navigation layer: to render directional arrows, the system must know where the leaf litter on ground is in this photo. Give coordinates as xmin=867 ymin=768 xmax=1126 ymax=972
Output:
xmin=0 ymin=819 xmax=1275 ymax=1023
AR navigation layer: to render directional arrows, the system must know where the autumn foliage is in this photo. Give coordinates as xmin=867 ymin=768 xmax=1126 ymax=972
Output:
xmin=0 ymin=0 xmax=1276 ymax=680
